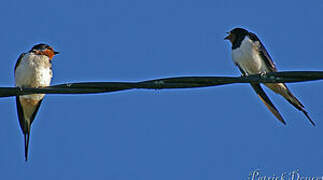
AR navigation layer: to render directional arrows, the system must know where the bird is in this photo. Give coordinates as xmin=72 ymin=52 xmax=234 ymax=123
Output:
xmin=224 ymin=27 xmax=315 ymax=126
xmin=14 ymin=43 xmax=59 ymax=161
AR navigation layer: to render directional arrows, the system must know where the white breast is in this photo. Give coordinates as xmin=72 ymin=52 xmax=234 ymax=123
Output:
xmin=15 ymin=53 xmax=53 ymax=100
xmin=232 ymin=36 xmax=269 ymax=75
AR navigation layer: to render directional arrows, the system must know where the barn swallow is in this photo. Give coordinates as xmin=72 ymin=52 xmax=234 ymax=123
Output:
xmin=225 ymin=27 xmax=315 ymax=126
xmin=14 ymin=43 xmax=59 ymax=161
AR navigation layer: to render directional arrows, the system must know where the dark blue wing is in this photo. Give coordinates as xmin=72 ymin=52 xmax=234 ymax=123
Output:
xmin=14 ymin=53 xmax=26 ymax=72
xmin=248 ymin=32 xmax=277 ymax=72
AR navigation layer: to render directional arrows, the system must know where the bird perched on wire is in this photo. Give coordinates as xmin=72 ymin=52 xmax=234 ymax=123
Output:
xmin=225 ymin=27 xmax=315 ymax=126
xmin=14 ymin=43 xmax=59 ymax=161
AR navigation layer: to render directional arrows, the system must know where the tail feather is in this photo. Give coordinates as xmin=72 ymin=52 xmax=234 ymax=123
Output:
xmin=265 ymin=83 xmax=315 ymax=126
xmin=16 ymin=96 xmax=43 ymax=161
xmin=251 ymin=83 xmax=286 ymax=125
xmin=24 ymin=132 xmax=30 ymax=161
xmin=286 ymin=90 xmax=304 ymax=110
xmin=285 ymin=90 xmax=315 ymax=126
xmin=301 ymin=109 xmax=315 ymax=126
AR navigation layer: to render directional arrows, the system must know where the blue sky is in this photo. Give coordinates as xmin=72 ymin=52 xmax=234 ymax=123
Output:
xmin=0 ymin=0 xmax=323 ymax=179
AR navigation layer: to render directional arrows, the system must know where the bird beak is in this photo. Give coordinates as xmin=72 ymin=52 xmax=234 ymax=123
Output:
xmin=224 ymin=32 xmax=231 ymax=40
xmin=54 ymin=51 xmax=60 ymax=55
